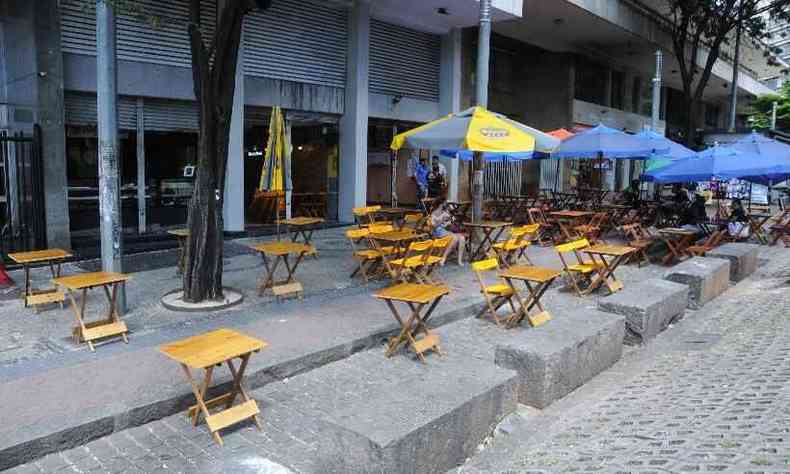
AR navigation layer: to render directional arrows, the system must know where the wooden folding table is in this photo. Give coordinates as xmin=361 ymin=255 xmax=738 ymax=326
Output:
xmin=250 ymin=241 xmax=314 ymax=297
xmin=374 ymin=283 xmax=449 ymax=363
xmin=167 ymin=228 xmax=189 ymax=274
xmin=583 ymin=244 xmax=636 ymax=295
xmin=53 ymin=271 xmax=130 ymax=351
xmin=463 ymin=221 xmax=512 ymax=261
xmin=657 ymin=228 xmax=698 ymax=265
xmin=369 ymin=230 xmax=426 ymax=280
xmin=499 ymin=265 xmax=561 ymax=328
xmin=159 ymin=329 xmax=267 ymax=446
xmin=8 ymin=248 xmax=71 ymax=308
xmin=276 ymin=217 xmax=325 ymax=246
xmin=549 ymin=210 xmax=596 ymax=241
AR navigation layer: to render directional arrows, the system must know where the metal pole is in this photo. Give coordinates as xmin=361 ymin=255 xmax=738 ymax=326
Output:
xmin=771 ymin=101 xmax=778 ymax=130
xmin=472 ymin=0 xmax=492 ymax=224
xmin=97 ymin=0 xmax=125 ymax=312
xmin=136 ymin=98 xmax=146 ymax=234
xmin=651 ymin=50 xmax=663 ymax=132
xmin=728 ymin=7 xmax=743 ymax=133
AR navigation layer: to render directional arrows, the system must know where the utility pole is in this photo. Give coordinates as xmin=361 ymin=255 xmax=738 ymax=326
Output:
xmin=771 ymin=101 xmax=778 ymax=130
xmin=728 ymin=6 xmax=743 ymax=133
xmin=472 ymin=0 xmax=492 ymax=224
xmin=97 ymin=0 xmax=125 ymax=312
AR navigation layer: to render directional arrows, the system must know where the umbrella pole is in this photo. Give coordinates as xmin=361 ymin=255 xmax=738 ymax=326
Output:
xmin=553 ymin=159 xmax=561 ymax=193
xmin=472 ymin=151 xmax=485 ymax=223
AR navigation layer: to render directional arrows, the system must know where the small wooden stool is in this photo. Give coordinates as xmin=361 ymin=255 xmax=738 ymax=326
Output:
xmin=160 ymin=329 xmax=268 ymax=446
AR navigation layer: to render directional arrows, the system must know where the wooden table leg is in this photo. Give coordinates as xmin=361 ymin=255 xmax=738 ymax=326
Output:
xmin=181 ymin=364 xmax=223 ymax=446
xmin=66 ymin=288 xmax=93 ymax=351
xmin=384 ymin=300 xmax=410 ymax=357
xmin=103 ymin=283 xmax=128 ymax=343
xmin=258 ymin=254 xmax=281 ymax=295
xmin=226 ymin=354 xmax=262 ymax=430
xmin=510 ymin=279 xmax=554 ymax=328
xmin=23 ymin=265 xmax=31 ymax=306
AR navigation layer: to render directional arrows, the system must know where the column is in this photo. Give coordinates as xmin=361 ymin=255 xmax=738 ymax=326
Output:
xmin=34 ymin=0 xmax=71 ymax=248
xmin=222 ymin=1 xmax=245 ymax=231
xmin=338 ymin=0 xmax=370 ymax=223
xmin=440 ymin=28 xmax=462 ymax=202
xmin=136 ymin=98 xmax=146 ymax=233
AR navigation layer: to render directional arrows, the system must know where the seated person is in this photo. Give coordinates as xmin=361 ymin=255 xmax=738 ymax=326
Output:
xmin=680 ymin=193 xmax=708 ymax=234
xmin=621 ymin=179 xmax=641 ymax=207
xmin=430 ymin=197 xmax=466 ymax=266
xmin=727 ymin=198 xmax=749 ymax=238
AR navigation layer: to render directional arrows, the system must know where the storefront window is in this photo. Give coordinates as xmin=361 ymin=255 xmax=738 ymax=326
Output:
xmin=144 ymin=132 xmax=197 ymax=229
xmin=575 ymin=57 xmax=607 ymax=105
xmin=66 ymin=127 xmax=137 ymax=235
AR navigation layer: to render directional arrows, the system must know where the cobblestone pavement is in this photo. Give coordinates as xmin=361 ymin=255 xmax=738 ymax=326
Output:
xmin=456 ymin=247 xmax=790 ymax=474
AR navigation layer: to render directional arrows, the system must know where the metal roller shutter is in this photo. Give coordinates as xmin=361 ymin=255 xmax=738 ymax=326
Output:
xmin=370 ymin=20 xmax=440 ymax=102
xmin=143 ymin=99 xmax=199 ymax=132
xmin=64 ymin=91 xmax=137 ymax=130
xmin=485 ymin=161 xmax=523 ymax=197
xmin=60 ymin=0 xmax=216 ymax=68
xmin=243 ymin=0 xmax=348 ymax=88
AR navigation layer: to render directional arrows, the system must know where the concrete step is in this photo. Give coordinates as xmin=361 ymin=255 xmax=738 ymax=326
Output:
xmin=706 ymin=243 xmax=759 ymax=282
xmin=0 ymin=293 xmax=483 ymax=471
xmin=252 ymin=345 xmax=518 ymax=473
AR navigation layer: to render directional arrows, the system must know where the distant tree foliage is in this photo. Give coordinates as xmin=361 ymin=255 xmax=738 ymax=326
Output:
xmin=665 ymin=0 xmax=790 ymax=145
xmin=748 ymin=82 xmax=790 ymax=130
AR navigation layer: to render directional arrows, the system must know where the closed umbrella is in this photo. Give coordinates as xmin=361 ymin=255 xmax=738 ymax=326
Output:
xmin=259 ymin=107 xmax=291 ymax=237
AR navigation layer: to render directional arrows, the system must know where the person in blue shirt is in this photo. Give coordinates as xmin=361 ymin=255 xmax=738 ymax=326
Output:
xmin=413 ymin=156 xmax=429 ymax=203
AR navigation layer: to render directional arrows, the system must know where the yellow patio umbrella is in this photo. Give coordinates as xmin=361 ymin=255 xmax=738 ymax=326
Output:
xmin=258 ymin=107 xmax=291 ymax=237
xmin=391 ymin=106 xmax=542 ymax=155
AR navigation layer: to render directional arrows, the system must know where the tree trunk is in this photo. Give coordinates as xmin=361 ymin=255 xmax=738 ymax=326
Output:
xmin=683 ymin=97 xmax=697 ymax=148
xmin=181 ymin=0 xmax=251 ymax=302
xmin=182 ymin=98 xmax=225 ymax=302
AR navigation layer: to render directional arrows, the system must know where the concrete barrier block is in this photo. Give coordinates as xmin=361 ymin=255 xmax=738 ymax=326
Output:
xmin=598 ymin=278 xmax=688 ymax=343
xmin=706 ymin=243 xmax=759 ymax=282
xmin=494 ymin=310 xmax=625 ymax=409
xmin=256 ymin=349 xmax=518 ymax=474
xmin=664 ymin=257 xmax=730 ymax=309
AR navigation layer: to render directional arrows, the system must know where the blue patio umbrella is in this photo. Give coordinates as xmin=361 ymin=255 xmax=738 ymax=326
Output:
xmin=645 ymin=144 xmax=768 ymax=183
xmin=635 ymin=130 xmax=696 ymax=160
xmin=554 ymin=124 xmax=668 ymax=159
xmin=725 ymin=131 xmax=790 ymax=184
xmin=636 ymin=130 xmax=696 ymax=182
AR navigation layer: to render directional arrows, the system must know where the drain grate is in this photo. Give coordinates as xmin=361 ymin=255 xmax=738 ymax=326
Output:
xmin=674 ymin=333 xmax=722 ymax=351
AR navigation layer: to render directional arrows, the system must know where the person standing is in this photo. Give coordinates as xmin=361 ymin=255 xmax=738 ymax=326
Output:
xmin=427 ymin=161 xmax=446 ymax=198
xmin=413 ymin=156 xmax=429 ymax=203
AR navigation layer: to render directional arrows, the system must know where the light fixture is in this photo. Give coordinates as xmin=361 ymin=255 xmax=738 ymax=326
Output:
xmin=297 ymin=145 xmax=304 ymax=151
xmin=436 ymin=7 xmax=449 ymax=15
xmin=553 ymin=18 xmax=564 ymax=26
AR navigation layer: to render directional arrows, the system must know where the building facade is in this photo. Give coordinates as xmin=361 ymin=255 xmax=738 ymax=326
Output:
xmin=0 ymin=0 xmax=777 ymax=250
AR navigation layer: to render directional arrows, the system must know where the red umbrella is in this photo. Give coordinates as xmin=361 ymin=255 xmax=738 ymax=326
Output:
xmin=0 ymin=261 xmax=14 ymax=288
xmin=547 ymin=128 xmax=575 ymax=141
